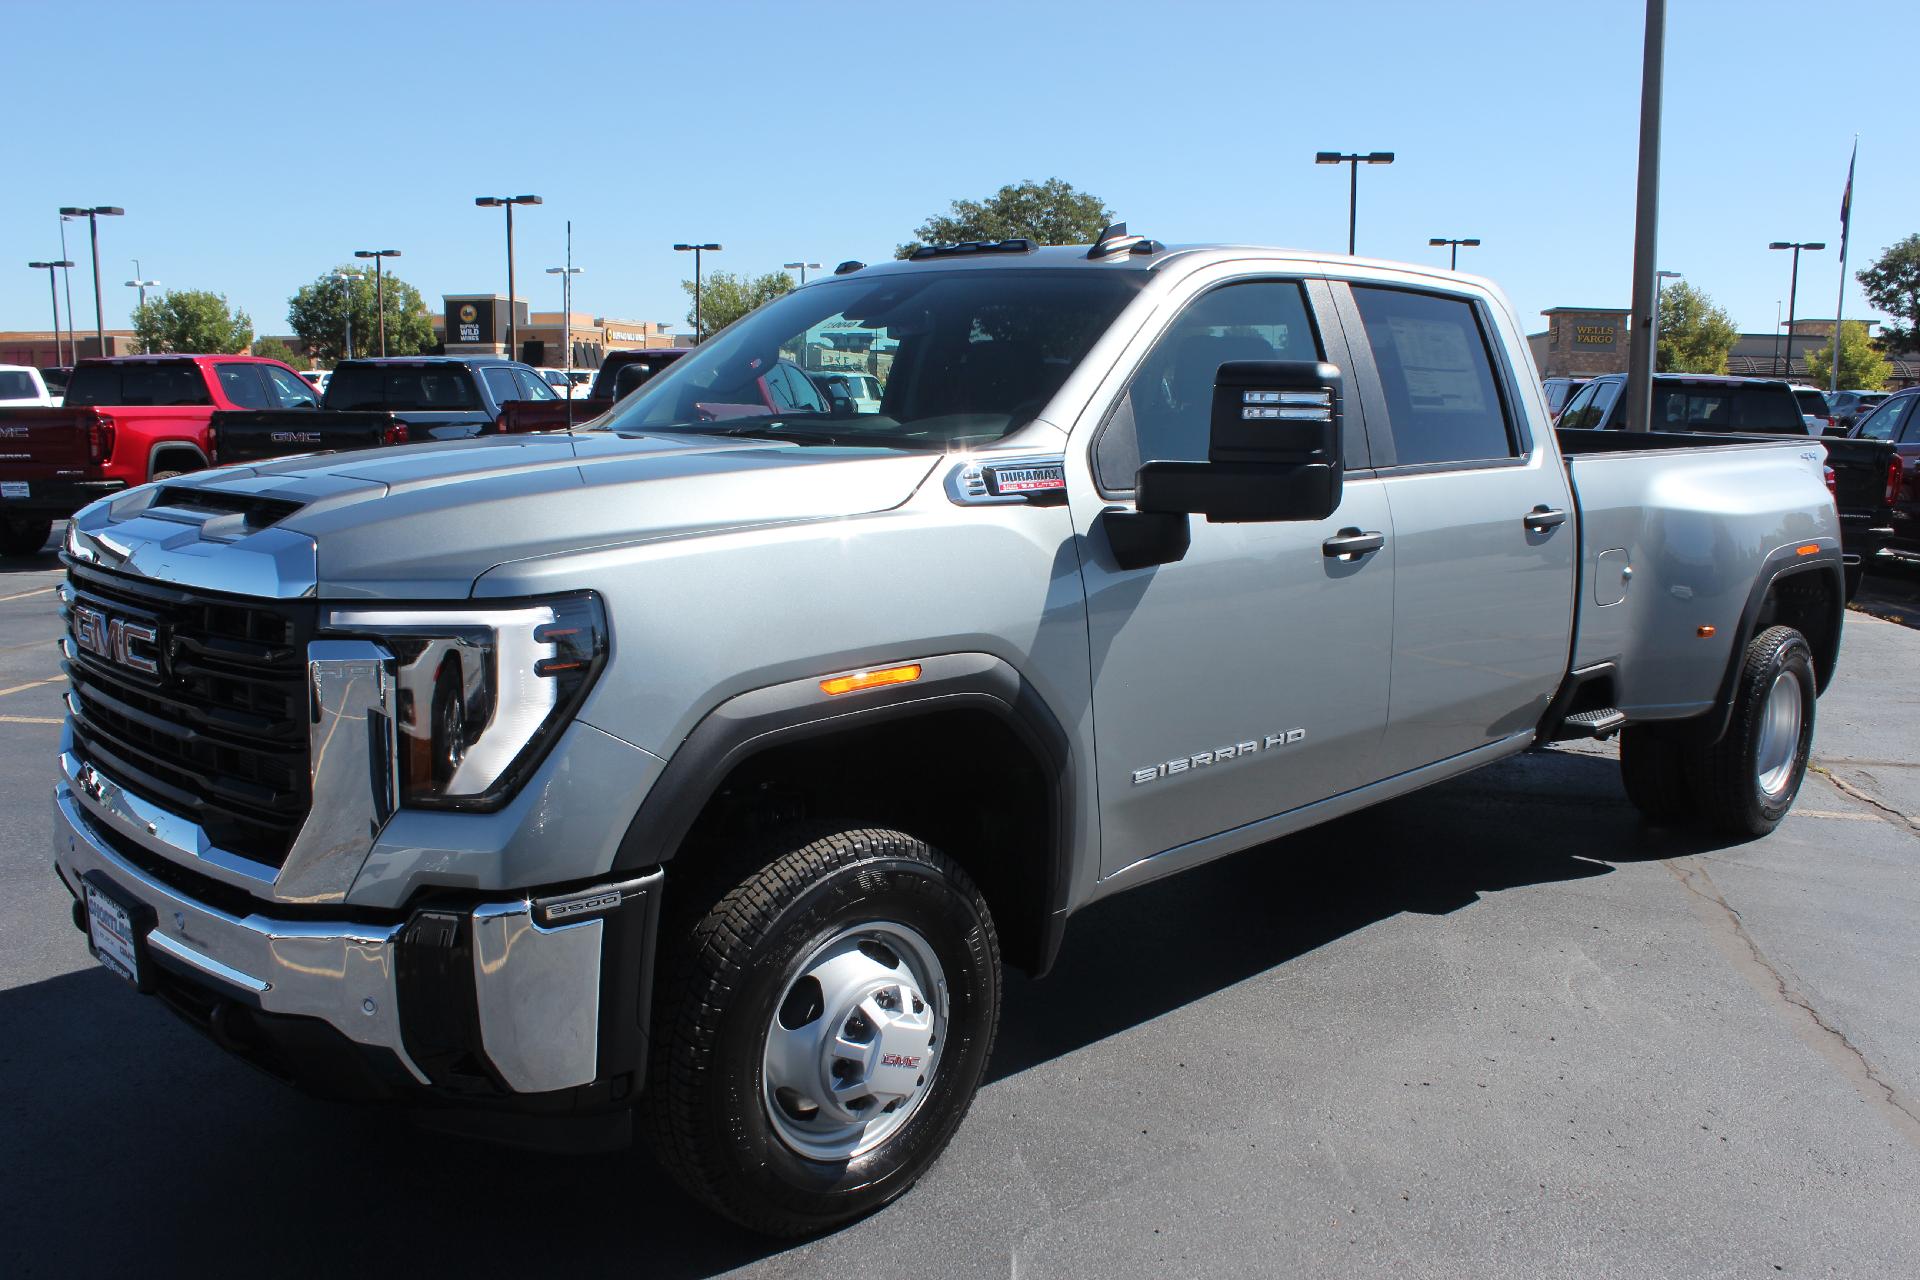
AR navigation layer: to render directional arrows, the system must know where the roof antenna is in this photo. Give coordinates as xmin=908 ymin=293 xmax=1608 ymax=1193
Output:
xmin=1088 ymin=222 xmax=1162 ymax=259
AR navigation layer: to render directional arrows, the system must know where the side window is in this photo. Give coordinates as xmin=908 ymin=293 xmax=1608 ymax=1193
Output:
xmin=1857 ymin=396 xmax=1908 ymax=442
xmin=1890 ymin=399 xmax=1920 ymax=443
xmin=1588 ymin=380 xmax=1623 ymax=428
xmin=1556 ymin=382 xmax=1597 ymax=427
xmin=1350 ymin=287 xmax=1517 ymax=466
xmin=261 ymin=365 xmax=318 ymax=409
xmin=214 ymin=363 xmax=271 ymax=409
xmin=1096 ymin=280 xmax=1318 ymax=491
xmin=512 ymin=368 xmax=557 ymax=401
xmin=481 ymin=366 xmax=521 ymax=405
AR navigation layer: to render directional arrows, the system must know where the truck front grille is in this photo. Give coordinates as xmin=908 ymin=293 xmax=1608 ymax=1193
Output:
xmin=62 ymin=561 xmax=314 ymax=870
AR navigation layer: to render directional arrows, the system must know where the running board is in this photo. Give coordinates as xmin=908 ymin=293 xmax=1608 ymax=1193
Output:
xmin=1556 ymin=707 xmax=1626 ymax=740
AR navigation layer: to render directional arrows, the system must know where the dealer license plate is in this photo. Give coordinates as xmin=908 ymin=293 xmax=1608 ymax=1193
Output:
xmin=1 ymin=481 xmax=29 ymax=499
xmin=86 ymin=883 xmax=141 ymax=985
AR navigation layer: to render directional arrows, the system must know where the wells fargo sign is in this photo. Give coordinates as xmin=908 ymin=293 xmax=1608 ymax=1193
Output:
xmin=1572 ymin=323 xmax=1618 ymax=348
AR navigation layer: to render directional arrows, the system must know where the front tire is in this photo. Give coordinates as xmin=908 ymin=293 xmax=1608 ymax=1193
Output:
xmin=647 ymin=827 xmax=1001 ymax=1236
xmin=1688 ymin=625 xmax=1817 ymax=838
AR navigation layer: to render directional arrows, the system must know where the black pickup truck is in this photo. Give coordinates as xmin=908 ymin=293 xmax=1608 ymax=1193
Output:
xmin=210 ymin=356 xmax=560 ymax=465
xmin=1560 ymin=373 xmax=1896 ymax=598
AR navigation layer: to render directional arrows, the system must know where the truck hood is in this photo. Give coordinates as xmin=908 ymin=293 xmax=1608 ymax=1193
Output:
xmin=109 ymin=431 xmax=943 ymax=598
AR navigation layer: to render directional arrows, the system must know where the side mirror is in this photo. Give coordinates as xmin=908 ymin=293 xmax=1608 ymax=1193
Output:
xmin=1135 ymin=360 xmax=1344 ymax=522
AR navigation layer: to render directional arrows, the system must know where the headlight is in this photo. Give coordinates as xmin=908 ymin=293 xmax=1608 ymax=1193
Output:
xmin=323 ymin=591 xmax=608 ymax=810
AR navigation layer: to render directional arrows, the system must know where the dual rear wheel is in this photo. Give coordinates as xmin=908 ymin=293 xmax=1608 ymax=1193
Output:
xmin=1620 ymin=625 xmax=1817 ymax=837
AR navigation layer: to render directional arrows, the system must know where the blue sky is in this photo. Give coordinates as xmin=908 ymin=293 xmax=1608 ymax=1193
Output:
xmin=4 ymin=0 xmax=1913 ymax=343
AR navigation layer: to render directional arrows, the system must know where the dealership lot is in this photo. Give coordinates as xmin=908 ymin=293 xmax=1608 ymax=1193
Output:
xmin=2 ymin=547 xmax=1916 ymax=1278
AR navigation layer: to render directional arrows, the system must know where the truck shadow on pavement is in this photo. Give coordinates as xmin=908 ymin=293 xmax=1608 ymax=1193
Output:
xmin=0 ymin=747 xmax=1728 ymax=1276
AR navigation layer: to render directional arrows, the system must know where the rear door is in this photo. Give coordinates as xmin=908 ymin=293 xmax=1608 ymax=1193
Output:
xmin=1338 ymin=281 xmax=1576 ymax=777
xmin=1070 ymin=271 xmax=1396 ymax=876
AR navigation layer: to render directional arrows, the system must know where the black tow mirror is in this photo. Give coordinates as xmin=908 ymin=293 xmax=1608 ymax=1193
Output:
xmin=1135 ymin=360 xmax=1344 ymax=523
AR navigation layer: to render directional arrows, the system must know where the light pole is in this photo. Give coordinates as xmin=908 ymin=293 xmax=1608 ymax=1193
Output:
xmin=1427 ymin=237 xmax=1480 ymax=270
xmin=1770 ymin=240 xmax=1825 ymax=379
xmin=675 ymin=243 xmax=722 ymax=342
xmin=27 ymin=261 xmax=72 ymax=362
xmin=353 ymin=249 xmax=401 ymax=356
xmin=1314 ymin=151 xmax=1394 ymax=255
xmin=59 ymin=206 xmax=123 ymax=355
xmin=783 ymin=261 xmax=822 ymax=285
xmin=546 ymin=265 xmax=583 ymax=366
xmin=124 ymin=261 xmax=160 ymax=352
xmin=334 ymin=270 xmax=355 ymax=361
xmin=475 ymin=195 xmax=541 ymax=360
xmin=57 ymin=214 xmax=79 ymax=366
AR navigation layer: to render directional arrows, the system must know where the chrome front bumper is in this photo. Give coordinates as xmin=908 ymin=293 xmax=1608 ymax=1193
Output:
xmin=53 ymin=776 xmax=657 ymax=1096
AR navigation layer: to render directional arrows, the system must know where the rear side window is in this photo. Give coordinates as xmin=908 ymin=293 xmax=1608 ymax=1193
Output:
xmin=1351 ymin=287 xmax=1518 ymax=466
xmin=261 ymin=365 xmax=319 ymax=409
xmin=214 ymin=363 xmax=272 ymax=409
xmin=512 ymin=368 xmax=558 ymax=401
xmin=66 ymin=363 xmax=211 ymax=407
xmin=0 ymin=371 xmax=38 ymax=399
xmin=481 ymin=366 xmax=521 ymax=404
xmin=1793 ymin=388 xmax=1829 ymax=417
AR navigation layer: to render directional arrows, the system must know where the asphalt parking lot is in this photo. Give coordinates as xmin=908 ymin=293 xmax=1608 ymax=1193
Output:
xmin=2 ymin=541 xmax=1917 ymax=1279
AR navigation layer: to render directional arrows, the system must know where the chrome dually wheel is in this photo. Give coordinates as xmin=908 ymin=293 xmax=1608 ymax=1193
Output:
xmin=1753 ymin=670 xmax=1805 ymax=798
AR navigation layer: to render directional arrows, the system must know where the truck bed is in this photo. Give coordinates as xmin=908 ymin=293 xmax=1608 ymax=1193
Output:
xmin=1558 ymin=428 xmax=1839 ymax=722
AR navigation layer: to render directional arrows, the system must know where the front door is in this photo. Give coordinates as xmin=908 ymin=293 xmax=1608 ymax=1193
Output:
xmin=1069 ymin=276 xmax=1396 ymax=877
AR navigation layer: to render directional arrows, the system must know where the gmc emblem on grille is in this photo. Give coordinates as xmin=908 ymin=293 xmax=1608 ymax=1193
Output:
xmin=71 ymin=604 xmax=162 ymax=676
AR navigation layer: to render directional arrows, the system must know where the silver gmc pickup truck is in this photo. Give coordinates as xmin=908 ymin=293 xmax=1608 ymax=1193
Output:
xmin=51 ymin=233 xmax=1844 ymax=1235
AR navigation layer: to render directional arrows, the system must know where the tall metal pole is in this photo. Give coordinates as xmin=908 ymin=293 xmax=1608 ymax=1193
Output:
xmin=505 ymin=201 xmax=518 ymax=360
xmin=375 ymin=257 xmax=386 ymax=357
xmin=1830 ymin=140 xmax=1857 ymax=396
xmin=564 ymin=221 xmax=572 ymax=375
xmin=1622 ymin=0 xmax=1665 ymax=431
xmin=1773 ymin=302 xmax=1782 ymax=375
xmin=58 ymin=217 xmax=76 ymax=366
xmin=694 ymin=246 xmax=704 ymax=342
xmin=87 ymin=212 xmax=106 ymax=354
xmin=1784 ymin=246 xmax=1803 ymax=381
xmin=1347 ymin=159 xmax=1359 ymax=256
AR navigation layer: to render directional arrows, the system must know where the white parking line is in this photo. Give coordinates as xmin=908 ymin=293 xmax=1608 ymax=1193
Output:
xmin=0 ymin=715 xmax=61 ymax=725
xmin=1792 ymin=809 xmax=1885 ymax=822
xmin=0 ymin=585 xmax=56 ymax=603
xmin=0 ymin=675 xmax=64 ymax=698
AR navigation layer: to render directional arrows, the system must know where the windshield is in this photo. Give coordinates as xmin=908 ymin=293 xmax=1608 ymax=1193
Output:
xmin=325 ymin=364 xmax=481 ymax=411
xmin=1793 ymin=389 xmax=1829 ymax=416
xmin=66 ymin=362 xmax=210 ymax=407
xmin=590 ymin=268 xmax=1146 ymax=449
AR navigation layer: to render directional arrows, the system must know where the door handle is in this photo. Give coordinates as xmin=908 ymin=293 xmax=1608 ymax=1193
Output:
xmin=1322 ymin=529 xmax=1385 ymax=559
xmin=1524 ymin=505 xmax=1568 ymax=532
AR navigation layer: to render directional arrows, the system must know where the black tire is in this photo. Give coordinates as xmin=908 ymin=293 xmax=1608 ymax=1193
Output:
xmin=1688 ymin=625 xmax=1817 ymax=838
xmin=149 ymin=470 xmax=185 ymax=483
xmin=0 ymin=519 xmax=52 ymax=557
xmin=1619 ymin=722 xmax=1697 ymax=823
xmin=647 ymin=826 xmax=1001 ymax=1236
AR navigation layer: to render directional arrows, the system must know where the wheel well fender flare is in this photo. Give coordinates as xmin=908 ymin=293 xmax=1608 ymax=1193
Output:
xmin=1705 ymin=540 xmax=1844 ymax=743
xmin=611 ymin=652 xmax=1079 ymax=973
xmin=147 ymin=440 xmax=209 ymax=476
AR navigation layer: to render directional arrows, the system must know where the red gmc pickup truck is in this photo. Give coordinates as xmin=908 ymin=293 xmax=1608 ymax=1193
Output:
xmin=0 ymin=354 xmax=316 ymax=554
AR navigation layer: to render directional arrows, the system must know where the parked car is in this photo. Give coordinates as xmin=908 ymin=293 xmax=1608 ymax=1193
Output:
xmin=813 ymin=369 xmax=885 ymax=413
xmin=495 ymin=347 xmax=689 ymax=433
xmin=1849 ymin=387 xmax=1920 ymax=557
xmin=0 ymin=353 xmax=313 ymax=554
xmin=52 ymin=242 xmax=1845 ymax=1235
xmin=0 ymin=364 xmax=57 ymax=408
xmin=209 ymin=355 xmax=558 ymax=464
xmin=1541 ymin=375 xmax=1587 ymax=421
xmin=1791 ymin=385 xmax=1834 ymax=434
xmin=1829 ymin=389 xmax=1888 ymax=431
xmin=1560 ymin=372 xmax=1895 ymax=599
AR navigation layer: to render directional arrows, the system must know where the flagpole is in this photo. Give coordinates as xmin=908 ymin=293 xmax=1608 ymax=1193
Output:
xmin=1830 ymin=137 xmax=1857 ymax=397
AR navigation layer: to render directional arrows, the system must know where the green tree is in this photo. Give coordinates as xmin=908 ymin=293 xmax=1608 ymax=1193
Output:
xmin=896 ymin=178 xmax=1112 ymax=258
xmin=682 ymin=270 xmax=794 ymax=339
xmin=1802 ymin=320 xmax=1890 ymax=391
xmin=287 ymin=265 xmax=435 ymax=366
xmin=131 ymin=289 xmax=253 ymax=354
xmin=1857 ymin=234 xmax=1920 ymax=354
xmin=1654 ymin=281 xmax=1738 ymax=373
xmin=252 ymin=337 xmax=305 ymax=369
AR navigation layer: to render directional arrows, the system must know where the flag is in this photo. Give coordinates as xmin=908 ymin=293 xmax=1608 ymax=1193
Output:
xmin=1840 ymin=140 xmax=1856 ymax=229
